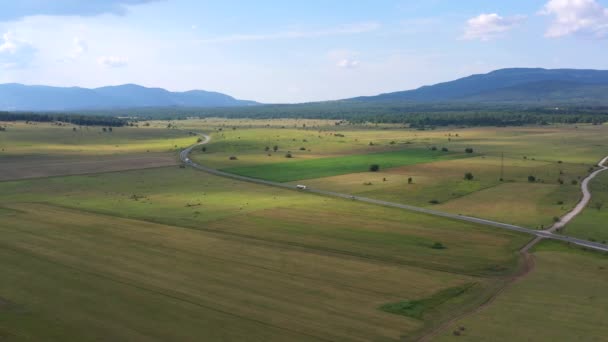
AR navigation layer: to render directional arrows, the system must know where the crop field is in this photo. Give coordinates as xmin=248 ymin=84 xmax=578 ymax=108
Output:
xmin=0 ymin=166 xmax=530 ymax=341
xmin=189 ymin=123 xmax=607 ymax=228
xmin=224 ymin=149 xmax=468 ymax=182
xmin=1 ymin=119 xmax=607 ymax=341
xmin=564 ymin=171 xmax=608 ymax=243
xmin=435 ymin=241 xmax=608 ymax=341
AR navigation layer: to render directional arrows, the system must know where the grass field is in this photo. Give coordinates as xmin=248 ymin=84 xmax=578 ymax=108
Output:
xmin=564 ymin=171 xmax=608 ymax=242
xmin=188 ymin=123 xmax=606 ymax=228
xmin=0 ymin=167 xmax=531 ymax=340
xmin=434 ymin=241 xmax=608 ymax=341
xmin=1 ymin=119 xmax=607 ymax=340
xmin=223 ymin=149 xmax=468 ymax=182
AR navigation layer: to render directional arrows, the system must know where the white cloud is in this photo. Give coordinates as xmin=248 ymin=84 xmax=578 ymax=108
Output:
xmin=541 ymin=0 xmax=608 ymax=38
xmin=462 ymin=13 xmax=526 ymax=41
xmin=66 ymin=37 xmax=88 ymax=59
xmin=0 ymin=31 xmax=36 ymax=69
xmin=197 ymin=22 xmax=380 ymax=44
xmin=0 ymin=1 xmax=161 ymax=22
xmin=98 ymin=55 xmax=128 ymax=67
xmin=336 ymin=59 xmax=360 ymax=68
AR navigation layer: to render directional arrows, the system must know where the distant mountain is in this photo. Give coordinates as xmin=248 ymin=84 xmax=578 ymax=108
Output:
xmin=0 ymin=83 xmax=258 ymax=111
xmin=351 ymin=68 xmax=608 ymax=104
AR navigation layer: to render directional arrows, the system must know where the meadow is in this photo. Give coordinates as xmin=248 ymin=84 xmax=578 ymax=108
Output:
xmin=188 ymin=122 xmax=607 ymax=228
xmin=564 ymin=171 xmax=608 ymax=243
xmin=1 ymin=118 xmax=607 ymax=341
xmin=434 ymin=241 xmax=608 ymax=341
xmin=0 ymin=166 xmax=531 ymax=341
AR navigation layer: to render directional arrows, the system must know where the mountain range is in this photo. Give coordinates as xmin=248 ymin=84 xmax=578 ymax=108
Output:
xmin=2 ymin=68 xmax=608 ymax=112
xmin=351 ymin=68 xmax=608 ymax=104
xmin=0 ymin=83 xmax=258 ymax=111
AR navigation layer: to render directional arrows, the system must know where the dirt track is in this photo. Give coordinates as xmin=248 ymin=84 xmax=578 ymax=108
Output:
xmin=0 ymin=153 xmax=178 ymax=181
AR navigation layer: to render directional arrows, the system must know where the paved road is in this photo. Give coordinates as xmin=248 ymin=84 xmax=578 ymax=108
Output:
xmin=548 ymin=156 xmax=608 ymax=232
xmin=181 ymin=134 xmax=608 ymax=253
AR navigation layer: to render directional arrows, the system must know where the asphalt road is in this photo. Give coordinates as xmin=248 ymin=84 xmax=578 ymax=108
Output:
xmin=181 ymin=134 xmax=608 ymax=253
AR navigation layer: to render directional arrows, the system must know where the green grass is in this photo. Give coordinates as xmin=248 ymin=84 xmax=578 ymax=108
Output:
xmin=223 ymin=149 xmax=468 ymax=182
xmin=380 ymin=283 xmax=476 ymax=320
xmin=564 ymin=171 xmax=608 ymax=242
xmin=0 ymin=167 xmax=530 ymax=341
xmin=434 ymin=240 xmax=608 ymax=341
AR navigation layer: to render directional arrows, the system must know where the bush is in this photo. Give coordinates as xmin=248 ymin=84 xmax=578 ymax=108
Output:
xmin=429 ymin=199 xmax=439 ymax=204
xmin=441 ymin=147 xmax=449 ymax=152
xmin=430 ymin=146 xmax=437 ymax=151
xmin=572 ymin=180 xmax=578 ymax=185
xmin=201 ymin=146 xmax=207 ymax=152
xmin=408 ymin=177 xmax=413 ymax=184
xmin=465 ymin=147 xmax=474 ymax=153
xmin=553 ymin=216 xmax=561 ymax=222
xmin=464 ymin=172 xmax=474 ymax=181
xmin=528 ymin=175 xmax=536 ymax=182
xmin=229 ymin=156 xmax=238 ymax=160
xmin=299 ymin=147 xmax=306 ymax=151
xmin=285 ymin=152 xmax=293 ymax=158
xmin=431 ymin=242 xmax=446 ymax=249
xmin=369 ymin=164 xmax=380 ymax=172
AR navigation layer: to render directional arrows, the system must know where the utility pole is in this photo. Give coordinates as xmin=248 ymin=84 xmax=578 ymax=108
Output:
xmin=500 ymin=152 xmax=504 ymax=181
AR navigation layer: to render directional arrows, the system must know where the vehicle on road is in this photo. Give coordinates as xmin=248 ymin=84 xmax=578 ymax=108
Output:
xmin=296 ymin=184 xmax=307 ymax=190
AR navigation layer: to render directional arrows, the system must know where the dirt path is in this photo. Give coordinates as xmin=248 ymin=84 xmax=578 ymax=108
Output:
xmin=548 ymin=155 xmax=608 ymax=232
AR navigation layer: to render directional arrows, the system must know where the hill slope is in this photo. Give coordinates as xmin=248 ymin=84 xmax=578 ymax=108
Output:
xmin=352 ymin=68 xmax=608 ymax=104
xmin=0 ymin=83 xmax=258 ymax=111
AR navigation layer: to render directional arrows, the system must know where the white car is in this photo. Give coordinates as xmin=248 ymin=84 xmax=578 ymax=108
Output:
xmin=296 ymin=185 xmax=307 ymax=190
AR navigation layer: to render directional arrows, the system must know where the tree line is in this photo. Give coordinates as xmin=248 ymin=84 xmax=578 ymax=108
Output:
xmin=0 ymin=112 xmax=127 ymax=127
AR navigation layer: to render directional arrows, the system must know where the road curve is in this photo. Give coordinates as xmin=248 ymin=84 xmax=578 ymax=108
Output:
xmin=181 ymin=134 xmax=608 ymax=253
xmin=548 ymin=156 xmax=608 ymax=232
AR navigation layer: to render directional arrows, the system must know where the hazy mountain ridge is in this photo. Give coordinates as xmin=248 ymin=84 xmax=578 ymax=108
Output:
xmin=0 ymin=83 xmax=258 ymax=111
xmin=350 ymin=68 xmax=608 ymax=104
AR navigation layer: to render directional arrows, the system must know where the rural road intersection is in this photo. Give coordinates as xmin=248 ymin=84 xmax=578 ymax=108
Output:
xmin=181 ymin=133 xmax=608 ymax=253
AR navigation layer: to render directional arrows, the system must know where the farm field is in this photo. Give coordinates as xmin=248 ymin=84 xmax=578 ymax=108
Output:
xmin=434 ymin=241 xmax=608 ymax=341
xmin=189 ymin=122 xmax=607 ymax=228
xmin=564 ymin=171 xmax=608 ymax=243
xmin=1 ymin=119 xmax=607 ymax=341
xmin=0 ymin=166 xmax=530 ymax=341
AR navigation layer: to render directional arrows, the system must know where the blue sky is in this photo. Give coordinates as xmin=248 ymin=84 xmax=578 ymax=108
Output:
xmin=0 ymin=0 xmax=607 ymax=103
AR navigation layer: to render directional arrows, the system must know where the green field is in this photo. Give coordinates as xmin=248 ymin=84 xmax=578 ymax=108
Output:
xmin=0 ymin=167 xmax=531 ymax=340
xmin=223 ymin=149 xmax=467 ymax=182
xmin=435 ymin=241 xmax=608 ymax=341
xmin=564 ymin=171 xmax=608 ymax=242
xmin=1 ymin=119 xmax=608 ymax=341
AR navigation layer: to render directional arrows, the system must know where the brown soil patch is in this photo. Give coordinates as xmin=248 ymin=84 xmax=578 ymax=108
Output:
xmin=0 ymin=153 xmax=178 ymax=181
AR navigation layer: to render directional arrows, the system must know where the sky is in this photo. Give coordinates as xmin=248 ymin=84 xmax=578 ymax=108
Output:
xmin=0 ymin=0 xmax=607 ymax=103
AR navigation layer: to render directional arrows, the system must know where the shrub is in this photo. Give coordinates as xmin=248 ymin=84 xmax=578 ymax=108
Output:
xmin=528 ymin=175 xmax=536 ymax=182
xmin=285 ymin=152 xmax=293 ymax=158
xmin=571 ymin=180 xmax=578 ymax=185
xmin=369 ymin=164 xmax=380 ymax=172
xmin=431 ymin=242 xmax=446 ymax=249
xmin=430 ymin=146 xmax=437 ymax=151
xmin=229 ymin=156 xmax=238 ymax=160
xmin=429 ymin=199 xmax=439 ymax=204
xmin=441 ymin=147 xmax=449 ymax=152
xmin=464 ymin=172 xmax=474 ymax=181
xmin=553 ymin=216 xmax=561 ymax=222
xmin=465 ymin=147 xmax=474 ymax=153
xmin=299 ymin=147 xmax=306 ymax=151
xmin=408 ymin=177 xmax=413 ymax=184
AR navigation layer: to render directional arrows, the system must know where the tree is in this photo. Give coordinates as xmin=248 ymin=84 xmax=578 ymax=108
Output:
xmin=408 ymin=177 xmax=413 ymax=184
xmin=369 ymin=164 xmax=380 ymax=172
xmin=273 ymin=145 xmax=279 ymax=152
xmin=431 ymin=146 xmax=437 ymax=151
xmin=441 ymin=147 xmax=449 ymax=152
xmin=285 ymin=152 xmax=293 ymax=158
xmin=464 ymin=172 xmax=474 ymax=181
xmin=431 ymin=242 xmax=446 ymax=249
xmin=201 ymin=146 xmax=207 ymax=152
xmin=594 ymin=202 xmax=603 ymax=211
xmin=528 ymin=175 xmax=536 ymax=182
xmin=229 ymin=156 xmax=238 ymax=160
xmin=465 ymin=147 xmax=474 ymax=153
xmin=108 ymin=127 xmax=113 ymax=132
xmin=265 ymin=146 xmax=270 ymax=152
